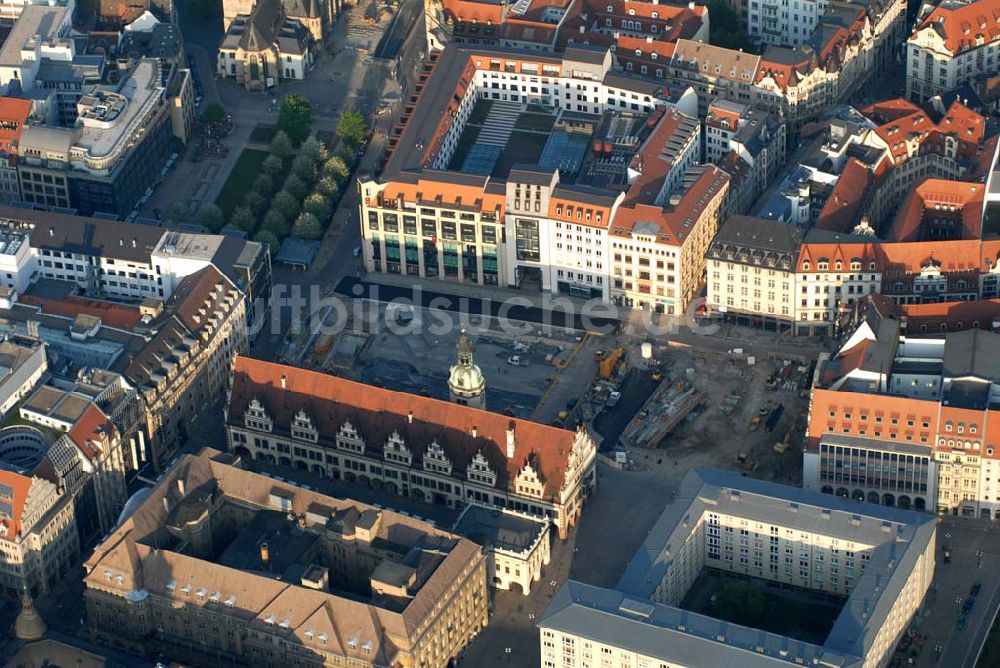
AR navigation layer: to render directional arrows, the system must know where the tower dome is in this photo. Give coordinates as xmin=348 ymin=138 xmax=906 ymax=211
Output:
xmin=448 ymin=330 xmax=486 ymax=409
xmin=14 ymin=588 xmax=46 ymax=641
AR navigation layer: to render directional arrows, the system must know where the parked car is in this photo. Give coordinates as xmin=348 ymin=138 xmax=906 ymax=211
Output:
xmin=956 ymin=614 xmax=967 ymax=630
xmin=507 ymin=355 xmax=527 ymax=366
xmin=971 ymin=582 xmax=982 ymax=597
xmin=352 ymin=246 xmax=361 ymax=257
xmin=607 ymin=390 xmax=622 ymax=407
xmin=963 ymin=597 xmax=975 ymax=613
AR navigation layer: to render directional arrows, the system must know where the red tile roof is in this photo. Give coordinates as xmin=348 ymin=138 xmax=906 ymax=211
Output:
xmin=0 ymin=97 xmax=31 ymax=157
xmin=228 ymin=357 xmax=584 ymax=500
xmin=440 ymin=0 xmax=505 ymax=25
xmin=799 ymin=239 xmax=881 ymax=273
xmin=815 ymin=158 xmax=873 ymax=233
xmin=899 ymin=299 xmax=1000 ymax=333
xmin=611 ymin=166 xmax=729 ymax=245
xmin=68 ymin=404 xmax=117 ymax=462
xmin=18 ymin=294 xmax=142 ymax=330
xmin=885 ymin=179 xmax=984 ymax=242
xmin=0 ymin=470 xmax=32 ymax=539
xmin=912 ymin=0 xmax=1000 ymax=56
xmin=865 ymin=99 xmax=985 ymax=165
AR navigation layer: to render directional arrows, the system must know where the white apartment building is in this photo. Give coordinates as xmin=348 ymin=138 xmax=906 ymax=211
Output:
xmin=540 ymin=469 xmax=937 ymax=668
xmin=0 ymin=336 xmax=45 ymax=419
xmin=747 ymin=0 xmax=829 ymax=47
xmin=0 ymin=206 xmax=268 ymax=318
xmin=907 ymin=0 xmax=1000 ymax=102
xmin=795 ymin=233 xmax=882 ymax=336
xmin=705 ymin=214 xmax=802 ymax=330
xmin=0 ymin=6 xmax=73 ymax=92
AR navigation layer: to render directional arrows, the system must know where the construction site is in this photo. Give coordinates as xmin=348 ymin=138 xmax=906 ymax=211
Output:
xmin=582 ymin=340 xmax=814 ymax=484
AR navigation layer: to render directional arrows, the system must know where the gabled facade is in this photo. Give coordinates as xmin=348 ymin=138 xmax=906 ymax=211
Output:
xmin=225 ymin=357 xmax=598 ymax=538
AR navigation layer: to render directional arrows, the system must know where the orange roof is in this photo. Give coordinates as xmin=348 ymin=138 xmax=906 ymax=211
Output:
xmin=440 ymin=0 xmax=505 ymax=24
xmin=806 ymin=388 xmax=939 ymax=450
xmin=0 ymin=469 xmax=32 ymax=539
xmin=547 ymin=196 xmax=612 ymax=229
xmin=611 ymin=166 xmax=729 ymax=246
xmin=228 ymin=357 xmax=585 ymax=500
xmin=899 ymin=299 xmax=1000 ymax=333
xmin=912 ymin=0 xmax=1000 ymax=56
xmin=815 ymin=158 xmax=873 ymax=233
xmin=68 ymin=404 xmax=116 ymax=462
xmin=381 ymin=177 xmax=505 ymax=216
xmin=866 ymin=99 xmax=985 ymax=165
xmin=626 ymin=107 xmax=695 ymax=205
xmin=19 ymin=294 xmax=142 ymax=330
xmin=0 ymin=97 xmax=31 ymax=156
xmin=879 ymin=238 xmax=983 ymax=275
xmin=860 ymin=98 xmax=922 ymax=123
xmin=616 ymin=35 xmax=677 ymax=62
xmin=885 ymin=179 xmax=984 ymax=242
xmin=799 ymin=239 xmax=881 ymax=272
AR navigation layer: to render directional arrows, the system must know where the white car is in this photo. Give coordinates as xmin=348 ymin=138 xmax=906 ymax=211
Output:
xmin=507 ymin=355 xmax=526 ymax=366
xmin=352 ymin=246 xmax=361 ymax=257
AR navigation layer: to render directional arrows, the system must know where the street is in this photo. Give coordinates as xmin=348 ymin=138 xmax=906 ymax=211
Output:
xmin=909 ymin=517 xmax=1000 ymax=668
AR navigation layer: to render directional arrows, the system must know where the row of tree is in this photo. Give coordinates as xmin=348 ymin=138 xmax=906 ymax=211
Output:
xmin=170 ymin=97 xmax=369 ymax=253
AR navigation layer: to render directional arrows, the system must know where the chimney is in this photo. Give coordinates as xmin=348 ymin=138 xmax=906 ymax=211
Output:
xmin=646 ymin=35 xmax=653 ymax=43
xmin=280 ymin=375 xmax=287 ymax=389
xmin=260 ymin=542 xmax=270 ymax=569
xmin=506 ymin=421 xmax=516 ymax=458
xmin=132 ymin=237 xmax=137 ymax=248
xmin=407 ymin=410 xmax=413 ymax=424
xmin=471 ymin=425 xmax=478 ymax=438
xmin=176 ymin=478 xmax=185 ymax=496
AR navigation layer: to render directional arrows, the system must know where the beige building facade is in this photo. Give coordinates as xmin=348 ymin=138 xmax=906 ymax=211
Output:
xmin=0 ymin=469 xmax=78 ymax=599
xmin=84 ymin=449 xmax=489 ymax=667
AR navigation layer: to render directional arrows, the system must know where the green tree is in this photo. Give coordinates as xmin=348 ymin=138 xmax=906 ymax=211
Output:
xmin=269 ymin=130 xmax=293 ymax=158
xmin=322 ymin=156 xmax=350 ymax=183
xmin=166 ymin=201 xmax=189 ymax=223
xmin=252 ymin=173 xmax=274 ymax=196
xmin=277 ymin=94 xmax=312 ymax=144
xmin=261 ymin=154 xmax=285 ymax=176
xmin=272 ymin=190 xmax=300 ymax=219
xmin=244 ymin=190 xmax=267 ymax=215
xmin=291 ymin=154 xmax=317 ymax=182
xmin=283 ymin=173 xmax=309 ymax=200
xmin=292 ymin=212 xmax=323 ymax=239
xmin=201 ymin=103 xmax=226 ymax=124
xmin=303 ymin=193 xmax=332 ymax=221
xmin=316 ymin=176 xmax=339 ymax=198
xmin=301 ymin=136 xmax=327 ymax=163
xmin=337 ymin=110 xmax=367 ymax=148
xmin=197 ymin=202 xmax=225 ymax=231
xmin=262 ymin=208 xmax=290 ymax=237
xmin=229 ymin=206 xmax=256 ymax=231
xmin=710 ymin=582 xmax=766 ymax=627
xmin=254 ymin=230 xmax=280 ymax=253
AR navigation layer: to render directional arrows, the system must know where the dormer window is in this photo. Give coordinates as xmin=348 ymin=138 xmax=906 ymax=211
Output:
xmin=467 ymin=451 xmax=496 ymax=486
xmin=292 ymin=409 xmax=318 ymax=443
xmin=245 ymin=398 xmax=273 ymax=432
xmin=337 ymin=420 xmax=365 ymax=453
xmin=423 ymin=440 xmax=453 ymax=475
